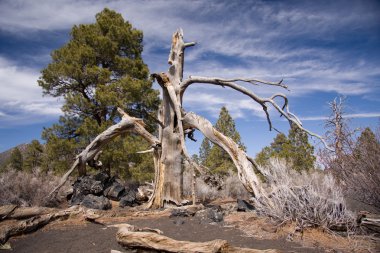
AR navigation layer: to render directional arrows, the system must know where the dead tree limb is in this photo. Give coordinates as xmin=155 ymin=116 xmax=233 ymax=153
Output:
xmin=0 ymin=205 xmax=17 ymax=221
xmin=183 ymin=112 xmax=267 ymax=200
xmin=0 ymin=206 xmax=80 ymax=244
xmin=48 ymin=109 xmax=160 ymax=198
xmin=116 ymin=224 xmax=278 ymax=253
xmin=180 ymin=76 xmax=332 ymax=150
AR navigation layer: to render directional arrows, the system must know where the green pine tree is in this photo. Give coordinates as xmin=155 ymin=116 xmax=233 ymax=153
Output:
xmin=199 ymin=138 xmax=211 ymax=165
xmin=354 ymin=127 xmax=380 ymax=158
xmin=9 ymin=148 xmax=23 ymax=171
xmin=24 ymin=140 xmax=44 ymax=172
xmin=38 ymin=8 xmax=160 ymax=180
xmin=256 ymin=125 xmax=316 ymax=172
xmin=200 ymin=106 xmax=245 ymax=175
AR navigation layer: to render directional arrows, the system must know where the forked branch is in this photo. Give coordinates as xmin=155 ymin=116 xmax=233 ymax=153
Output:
xmin=180 ymin=76 xmax=332 ymax=150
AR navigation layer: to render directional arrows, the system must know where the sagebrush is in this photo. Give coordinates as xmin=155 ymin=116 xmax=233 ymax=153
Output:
xmin=0 ymin=169 xmax=69 ymax=207
xmin=183 ymin=169 xmax=250 ymax=202
xmin=253 ymin=159 xmax=355 ymax=230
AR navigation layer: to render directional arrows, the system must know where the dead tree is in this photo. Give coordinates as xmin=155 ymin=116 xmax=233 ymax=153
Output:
xmin=49 ymin=29 xmax=329 ymax=209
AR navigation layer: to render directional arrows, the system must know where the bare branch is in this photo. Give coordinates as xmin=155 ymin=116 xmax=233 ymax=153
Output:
xmin=180 ymin=76 xmax=332 ymax=151
xmin=183 ymin=112 xmax=268 ymax=199
xmin=184 ymin=42 xmax=196 ymax=48
xmin=137 ymin=148 xmax=154 ymax=154
xmin=48 ymin=109 xmax=160 ymax=198
xmin=182 ymin=76 xmax=288 ymax=90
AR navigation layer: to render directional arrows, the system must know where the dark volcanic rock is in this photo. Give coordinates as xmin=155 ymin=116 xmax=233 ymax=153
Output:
xmin=170 ymin=209 xmax=193 ymax=218
xmin=93 ymin=172 xmax=110 ymax=184
xmin=119 ymin=190 xmax=137 ymax=208
xmin=237 ymin=199 xmax=255 ymax=212
xmin=81 ymin=194 xmax=111 ymax=210
xmin=70 ymin=174 xmax=106 ymax=205
xmin=207 ymin=206 xmax=224 ymax=223
xmin=105 ymin=182 xmax=125 ymax=201
xmin=69 ymin=172 xmax=141 ymax=208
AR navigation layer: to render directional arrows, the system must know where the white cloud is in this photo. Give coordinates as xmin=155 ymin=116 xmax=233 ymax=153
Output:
xmin=301 ymin=112 xmax=380 ymax=121
xmin=183 ymin=89 xmax=266 ymax=119
xmin=0 ymin=0 xmax=379 ymax=127
xmin=0 ymin=56 xmax=62 ymax=126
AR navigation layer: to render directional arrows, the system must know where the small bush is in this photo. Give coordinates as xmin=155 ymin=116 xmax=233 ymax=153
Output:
xmin=0 ymin=169 xmax=68 ymax=207
xmin=183 ymin=169 xmax=250 ymax=202
xmin=253 ymin=159 xmax=355 ymax=230
xmin=183 ymin=169 xmax=218 ymax=202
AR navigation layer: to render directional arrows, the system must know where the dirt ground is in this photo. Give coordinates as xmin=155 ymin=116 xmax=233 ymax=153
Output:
xmin=9 ymin=215 xmax=323 ymax=253
xmin=4 ymin=203 xmax=379 ymax=253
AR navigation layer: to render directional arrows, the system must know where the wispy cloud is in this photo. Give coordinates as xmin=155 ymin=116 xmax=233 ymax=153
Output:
xmin=0 ymin=56 xmax=62 ymax=127
xmin=183 ymin=89 xmax=267 ymax=119
xmin=0 ymin=0 xmax=379 ymax=124
xmin=301 ymin=112 xmax=380 ymax=121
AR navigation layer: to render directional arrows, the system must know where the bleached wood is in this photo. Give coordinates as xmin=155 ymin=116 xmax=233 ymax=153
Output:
xmin=183 ymin=112 xmax=267 ymax=199
xmin=116 ymin=225 xmax=278 ymax=253
xmin=0 ymin=206 xmax=80 ymax=244
xmin=180 ymin=76 xmax=331 ymax=150
xmin=0 ymin=205 xmax=17 ymax=221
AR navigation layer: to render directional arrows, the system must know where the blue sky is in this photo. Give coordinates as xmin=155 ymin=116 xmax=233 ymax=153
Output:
xmin=0 ymin=0 xmax=379 ymax=157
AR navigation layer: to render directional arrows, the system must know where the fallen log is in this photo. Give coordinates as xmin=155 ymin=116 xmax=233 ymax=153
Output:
xmin=361 ymin=218 xmax=380 ymax=234
xmin=116 ymin=224 xmax=278 ymax=253
xmin=0 ymin=206 xmax=80 ymax=244
xmin=0 ymin=205 xmax=57 ymax=221
xmin=0 ymin=205 xmax=17 ymax=221
xmin=8 ymin=207 xmax=57 ymax=220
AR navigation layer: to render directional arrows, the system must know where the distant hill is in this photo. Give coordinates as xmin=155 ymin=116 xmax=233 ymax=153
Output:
xmin=0 ymin=143 xmax=29 ymax=168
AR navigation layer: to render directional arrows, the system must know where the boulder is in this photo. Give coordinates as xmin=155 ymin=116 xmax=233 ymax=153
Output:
xmin=105 ymin=182 xmax=125 ymax=201
xmin=81 ymin=194 xmax=111 ymax=210
xmin=70 ymin=174 xmax=105 ymax=205
xmin=237 ymin=199 xmax=255 ymax=212
xmin=207 ymin=206 xmax=224 ymax=223
xmin=119 ymin=190 xmax=137 ymax=208
xmin=170 ymin=209 xmax=193 ymax=218
xmin=93 ymin=172 xmax=110 ymax=184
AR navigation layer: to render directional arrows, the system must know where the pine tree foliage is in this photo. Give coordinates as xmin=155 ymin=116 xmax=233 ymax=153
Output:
xmin=24 ymin=140 xmax=44 ymax=172
xmin=256 ymin=124 xmax=316 ymax=172
xmin=38 ymin=9 xmax=159 ymax=180
xmin=199 ymin=106 xmax=245 ymax=175
xmin=9 ymin=148 xmax=23 ymax=171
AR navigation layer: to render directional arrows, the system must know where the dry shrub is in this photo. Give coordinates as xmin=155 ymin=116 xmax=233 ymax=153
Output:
xmin=221 ymin=171 xmax=250 ymax=199
xmin=183 ymin=169 xmax=218 ymax=202
xmin=253 ymin=158 xmax=355 ymax=230
xmin=324 ymin=135 xmax=380 ymax=210
xmin=0 ymin=169 xmax=68 ymax=207
xmin=183 ymin=169 xmax=250 ymax=202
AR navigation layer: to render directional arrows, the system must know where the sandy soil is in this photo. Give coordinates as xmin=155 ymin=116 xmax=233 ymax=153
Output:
xmin=4 ymin=203 xmax=378 ymax=253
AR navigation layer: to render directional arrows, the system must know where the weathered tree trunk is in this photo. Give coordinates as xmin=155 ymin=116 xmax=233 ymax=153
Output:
xmin=147 ymin=30 xmax=195 ymax=208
